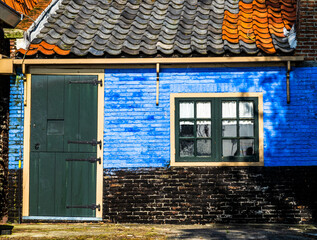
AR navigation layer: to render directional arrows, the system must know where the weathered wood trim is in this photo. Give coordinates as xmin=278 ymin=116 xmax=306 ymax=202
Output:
xmin=258 ymin=93 xmax=264 ymax=166
xmin=0 ymin=59 xmax=13 ymax=74
xmin=28 ymin=62 xmax=290 ymax=70
xmin=96 ymin=72 xmax=104 ymax=219
xmin=22 ymin=74 xmax=31 ymax=217
xmin=170 ymin=92 xmax=264 ymax=167
xmin=170 ymin=96 xmax=176 ymax=166
xmin=14 ymin=56 xmax=304 ymax=68
xmin=28 ymin=68 xmax=105 ymax=74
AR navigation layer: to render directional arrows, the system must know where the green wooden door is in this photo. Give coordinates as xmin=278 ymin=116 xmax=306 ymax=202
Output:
xmin=29 ymin=75 xmax=99 ymax=218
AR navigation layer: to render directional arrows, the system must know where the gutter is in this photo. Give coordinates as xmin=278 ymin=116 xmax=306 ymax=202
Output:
xmin=0 ymin=56 xmax=305 ymax=75
xmin=13 ymin=56 xmax=304 ymax=66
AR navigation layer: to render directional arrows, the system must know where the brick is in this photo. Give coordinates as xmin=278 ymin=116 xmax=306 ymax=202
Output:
xmin=8 ymin=74 xmax=24 ymax=170
xmin=104 ymin=67 xmax=317 ymax=168
xmin=103 ymin=167 xmax=317 ymax=224
xmin=296 ymin=0 xmax=317 ymax=59
xmin=0 ymin=78 xmax=10 ymax=221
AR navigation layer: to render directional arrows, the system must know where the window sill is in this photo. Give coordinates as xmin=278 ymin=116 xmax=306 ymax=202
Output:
xmin=170 ymin=161 xmax=264 ymax=167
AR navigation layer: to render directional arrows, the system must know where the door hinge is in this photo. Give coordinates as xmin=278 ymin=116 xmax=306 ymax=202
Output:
xmin=68 ymin=139 xmax=102 ymax=149
xmin=66 ymin=157 xmax=101 ymax=164
xmin=68 ymin=79 xmax=102 ymax=87
xmin=66 ymin=204 xmax=100 ymax=211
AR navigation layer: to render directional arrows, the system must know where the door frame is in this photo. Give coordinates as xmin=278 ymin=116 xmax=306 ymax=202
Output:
xmin=22 ymin=69 xmax=104 ymax=220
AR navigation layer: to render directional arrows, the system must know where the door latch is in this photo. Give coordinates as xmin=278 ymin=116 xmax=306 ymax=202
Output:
xmin=68 ymin=79 xmax=102 ymax=86
xmin=65 ymin=157 xmax=101 ymax=164
xmin=68 ymin=139 xmax=102 ymax=149
xmin=66 ymin=204 xmax=100 ymax=211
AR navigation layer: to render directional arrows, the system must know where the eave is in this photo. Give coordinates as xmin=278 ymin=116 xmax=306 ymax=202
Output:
xmin=0 ymin=56 xmax=306 ymax=75
xmin=13 ymin=56 xmax=304 ymax=71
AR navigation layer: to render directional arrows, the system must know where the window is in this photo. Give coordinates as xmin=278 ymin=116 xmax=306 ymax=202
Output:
xmin=170 ymin=93 xmax=263 ymax=166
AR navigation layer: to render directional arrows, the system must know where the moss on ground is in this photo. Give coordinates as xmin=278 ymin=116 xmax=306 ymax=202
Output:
xmin=0 ymin=223 xmax=168 ymax=240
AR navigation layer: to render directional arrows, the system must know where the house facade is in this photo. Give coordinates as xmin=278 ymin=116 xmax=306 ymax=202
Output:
xmin=2 ymin=0 xmax=317 ymax=223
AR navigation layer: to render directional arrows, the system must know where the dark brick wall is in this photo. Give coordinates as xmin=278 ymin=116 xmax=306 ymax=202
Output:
xmin=103 ymin=167 xmax=317 ymax=224
xmin=7 ymin=169 xmax=22 ymax=223
xmin=295 ymin=0 xmax=317 ymax=61
xmin=0 ymin=77 xmax=9 ymax=223
xmin=6 ymin=167 xmax=317 ymax=223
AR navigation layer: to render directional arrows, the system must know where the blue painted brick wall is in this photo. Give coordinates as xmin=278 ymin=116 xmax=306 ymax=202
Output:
xmin=104 ymin=67 xmax=317 ymax=168
xmin=8 ymin=67 xmax=317 ymax=169
xmin=8 ymin=75 xmax=24 ymax=169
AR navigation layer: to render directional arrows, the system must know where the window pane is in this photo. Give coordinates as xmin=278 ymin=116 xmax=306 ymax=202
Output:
xmin=180 ymin=102 xmax=194 ymax=118
xmin=239 ymin=120 xmax=254 ymax=137
xmin=222 ymin=101 xmax=236 ymax=118
xmin=197 ymin=102 xmax=211 ymax=118
xmin=222 ymin=139 xmax=238 ymax=157
xmin=222 ymin=120 xmax=237 ymax=137
xmin=180 ymin=121 xmax=194 ymax=137
xmin=180 ymin=140 xmax=194 ymax=157
xmin=239 ymin=101 xmax=254 ymax=118
xmin=240 ymin=139 xmax=254 ymax=156
xmin=197 ymin=139 xmax=211 ymax=156
xmin=197 ymin=121 xmax=211 ymax=137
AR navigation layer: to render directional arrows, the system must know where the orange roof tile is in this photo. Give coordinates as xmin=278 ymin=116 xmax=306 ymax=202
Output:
xmin=18 ymin=41 xmax=71 ymax=56
xmin=15 ymin=0 xmax=52 ymax=30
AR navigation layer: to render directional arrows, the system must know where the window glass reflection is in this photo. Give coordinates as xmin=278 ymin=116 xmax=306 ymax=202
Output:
xmin=222 ymin=101 xmax=236 ymax=118
xmin=180 ymin=121 xmax=194 ymax=137
xmin=197 ymin=140 xmax=211 ymax=156
xmin=239 ymin=120 xmax=254 ymax=137
xmin=180 ymin=102 xmax=194 ymax=118
xmin=240 ymin=139 xmax=254 ymax=156
xmin=197 ymin=121 xmax=211 ymax=137
xmin=197 ymin=102 xmax=211 ymax=118
xmin=180 ymin=140 xmax=194 ymax=157
xmin=222 ymin=120 xmax=237 ymax=137
xmin=239 ymin=101 xmax=254 ymax=118
xmin=222 ymin=139 xmax=238 ymax=157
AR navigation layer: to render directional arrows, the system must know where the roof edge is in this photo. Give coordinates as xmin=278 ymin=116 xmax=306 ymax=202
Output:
xmin=23 ymin=0 xmax=62 ymax=47
xmin=13 ymin=56 xmax=305 ymax=66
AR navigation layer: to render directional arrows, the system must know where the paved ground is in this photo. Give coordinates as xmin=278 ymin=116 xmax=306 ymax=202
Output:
xmin=0 ymin=223 xmax=317 ymax=239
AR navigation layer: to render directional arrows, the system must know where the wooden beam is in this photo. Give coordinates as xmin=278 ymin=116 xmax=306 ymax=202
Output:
xmin=13 ymin=56 xmax=305 ymax=66
xmin=96 ymin=72 xmax=104 ymax=219
xmin=0 ymin=59 xmax=13 ymax=74
xmin=0 ymin=54 xmax=9 ymax=59
xmin=22 ymin=74 xmax=31 ymax=217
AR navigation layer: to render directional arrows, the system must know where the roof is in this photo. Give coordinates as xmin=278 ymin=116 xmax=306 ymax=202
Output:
xmin=15 ymin=0 xmax=52 ymax=30
xmin=19 ymin=0 xmax=297 ymax=57
xmin=1 ymin=0 xmax=37 ymax=15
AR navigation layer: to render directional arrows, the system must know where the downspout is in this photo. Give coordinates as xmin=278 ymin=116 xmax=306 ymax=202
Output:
xmin=156 ymin=63 xmax=160 ymax=106
xmin=286 ymin=61 xmax=291 ymax=104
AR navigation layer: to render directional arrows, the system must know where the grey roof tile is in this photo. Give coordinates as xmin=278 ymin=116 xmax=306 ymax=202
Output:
xmin=26 ymin=0 xmax=297 ymax=57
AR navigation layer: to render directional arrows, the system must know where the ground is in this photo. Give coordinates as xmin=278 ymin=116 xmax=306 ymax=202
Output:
xmin=1 ymin=223 xmax=317 ymax=240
